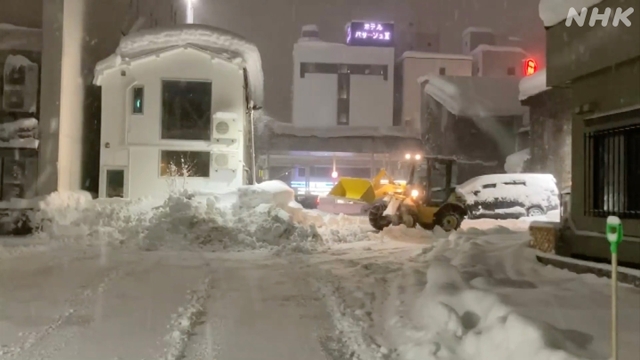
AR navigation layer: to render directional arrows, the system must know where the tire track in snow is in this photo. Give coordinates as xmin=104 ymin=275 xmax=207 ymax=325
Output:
xmin=161 ymin=275 xmax=213 ymax=360
xmin=0 ymin=260 xmax=139 ymax=360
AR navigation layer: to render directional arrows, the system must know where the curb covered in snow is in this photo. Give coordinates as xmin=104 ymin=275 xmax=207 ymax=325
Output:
xmin=537 ymin=253 xmax=640 ymax=288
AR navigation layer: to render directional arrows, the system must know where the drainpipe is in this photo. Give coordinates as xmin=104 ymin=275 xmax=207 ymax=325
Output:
xmin=250 ymin=102 xmax=261 ymax=185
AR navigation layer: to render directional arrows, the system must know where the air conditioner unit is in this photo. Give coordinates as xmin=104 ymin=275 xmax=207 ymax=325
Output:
xmin=2 ymin=57 xmax=39 ymax=113
xmin=212 ymin=151 xmax=239 ymax=172
xmin=212 ymin=112 xmax=239 ymax=143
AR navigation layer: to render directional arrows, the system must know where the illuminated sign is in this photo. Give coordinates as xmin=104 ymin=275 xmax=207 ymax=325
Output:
xmin=346 ymin=21 xmax=394 ymax=47
xmin=524 ymin=58 xmax=537 ymax=76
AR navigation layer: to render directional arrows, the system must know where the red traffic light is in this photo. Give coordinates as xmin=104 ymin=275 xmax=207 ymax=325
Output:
xmin=524 ymin=58 xmax=537 ymax=76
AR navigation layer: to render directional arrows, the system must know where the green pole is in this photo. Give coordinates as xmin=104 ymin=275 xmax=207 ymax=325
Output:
xmin=606 ymin=216 xmax=623 ymax=360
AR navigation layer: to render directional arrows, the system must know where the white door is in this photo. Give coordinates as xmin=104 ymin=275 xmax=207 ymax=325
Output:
xmin=102 ymin=167 xmax=128 ymax=198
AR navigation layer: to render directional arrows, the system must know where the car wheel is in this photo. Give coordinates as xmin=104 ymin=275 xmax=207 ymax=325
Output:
xmin=527 ymin=206 xmax=545 ymax=217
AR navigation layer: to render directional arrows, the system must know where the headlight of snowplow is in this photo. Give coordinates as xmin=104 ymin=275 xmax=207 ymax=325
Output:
xmin=410 ymin=189 xmax=420 ymax=198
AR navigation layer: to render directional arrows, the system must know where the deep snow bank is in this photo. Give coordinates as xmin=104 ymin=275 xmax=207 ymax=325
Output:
xmin=28 ymin=182 xmax=368 ymax=253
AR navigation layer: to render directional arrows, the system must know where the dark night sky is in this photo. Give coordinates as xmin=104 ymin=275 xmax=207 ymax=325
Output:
xmin=198 ymin=0 xmax=546 ymax=123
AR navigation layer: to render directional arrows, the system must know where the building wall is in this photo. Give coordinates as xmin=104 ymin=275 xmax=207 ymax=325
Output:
xmin=400 ymin=56 xmax=472 ymax=128
xmin=292 ymin=42 xmax=394 ymax=128
xmin=476 ymin=50 xmax=527 ymax=77
xmin=423 ymin=96 xmax=508 ymax=183
xmin=37 ymin=0 xmax=185 ymax=197
xmin=523 ymin=87 xmax=572 ymax=190
xmin=462 ymin=30 xmax=495 ymax=54
xmin=98 ymin=48 xmax=247 ymax=199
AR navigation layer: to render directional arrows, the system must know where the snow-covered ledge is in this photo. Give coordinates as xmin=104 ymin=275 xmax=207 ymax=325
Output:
xmin=519 ymin=68 xmax=550 ymax=101
xmin=539 ymin=0 xmax=604 ymax=27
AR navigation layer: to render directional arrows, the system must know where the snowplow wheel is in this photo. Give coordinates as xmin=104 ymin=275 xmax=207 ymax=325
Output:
xmin=369 ymin=202 xmax=392 ymax=231
xmin=435 ymin=211 xmax=462 ymax=232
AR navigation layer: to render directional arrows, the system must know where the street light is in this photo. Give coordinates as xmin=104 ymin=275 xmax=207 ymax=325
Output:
xmin=186 ymin=0 xmax=195 ymax=24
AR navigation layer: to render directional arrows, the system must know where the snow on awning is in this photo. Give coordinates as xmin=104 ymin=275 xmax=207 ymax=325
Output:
xmin=94 ymin=24 xmax=264 ymax=107
xmin=262 ymin=118 xmax=421 ymax=139
xmin=0 ymin=118 xmax=39 ymax=149
xmin=539 ymin=0 xmax=604 ymax=27
xmin=519 ymin=68 xmax=551 ymax=101
xmin=424 ymin=76 xmax=527 ymax=118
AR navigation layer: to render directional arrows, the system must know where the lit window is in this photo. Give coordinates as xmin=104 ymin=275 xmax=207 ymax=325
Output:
xmin=160 ymin=151 xmax=211 ymax=178
xmin=132 ymin=86 xmax=144 ymax=114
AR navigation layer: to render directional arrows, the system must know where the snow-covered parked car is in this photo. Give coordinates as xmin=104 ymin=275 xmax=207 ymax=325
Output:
xmin=457 ymin=174 xmax=560 ymax=219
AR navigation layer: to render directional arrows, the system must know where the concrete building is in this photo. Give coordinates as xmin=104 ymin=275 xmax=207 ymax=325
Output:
xmin=292 ymin=24 xmax=394 ymax=128
xmin=421 ymin=76 xmax=527 ymax=182
xmin=518 ymin=68 xmax=572 ymax=190
xmin=395 ymin=51 xmax=473 ymax=129
xmin=94 ymin=25 xmax=261 ymax=198
xmin=541 ymin=0 xmax=640 ymax=267
xmin=1 ymin=0 xmax=188 ymax=198
xmin=470 ymin=45 xmax=529 ymax=77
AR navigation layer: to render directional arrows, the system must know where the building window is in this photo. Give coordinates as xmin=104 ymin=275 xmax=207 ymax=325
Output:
xmin=298 ymin=167 xmax=306 ymax=177
xmin=160 ymin=151 xmax=211 ymax=177
xmin=299 ymin=63 xmax=388 ymax=80
xmin=161 ymin=80 xmax=212 ymax=140
xmin=507 ymin=67 xmax=516 ymax=76
xmin=585 ymin=121 xmax=640 ymax=218
xmin=132 ymin=86 xmax=144 ymax=114
xmin=337 ymin=73 xmax=350 ymax=125
xmin=105 ymin=169 xmax=125 ymax=198
xmin=439 ymin=67 xmax=446 ymax=75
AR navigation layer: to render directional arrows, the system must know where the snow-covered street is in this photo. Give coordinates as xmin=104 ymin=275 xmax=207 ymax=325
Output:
xmin=0 ymin=185 xmax=638 ymax=360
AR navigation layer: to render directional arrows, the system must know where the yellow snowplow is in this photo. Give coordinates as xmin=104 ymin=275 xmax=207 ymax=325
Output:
xmin=328 ymin=155 xmax=468 ymax=232
xmin=327 ymin=169 xmax=406 ymax=204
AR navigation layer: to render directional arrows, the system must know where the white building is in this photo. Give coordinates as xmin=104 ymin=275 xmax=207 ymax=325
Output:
xmin=292 ymin=24 xmax=395 ymax=129
xmin=396 ymin=51 xmax=473 ymax=129
xmin=93 ymin=25 xmax=263 ymax=199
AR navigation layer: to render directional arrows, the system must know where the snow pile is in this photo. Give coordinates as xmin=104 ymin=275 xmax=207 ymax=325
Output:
xmin=519 ymin=69 xmax=550 ymax=101
xmin=504 ymin=148 xmax=531 ymax=173
xmin=0 ymin=118 xmax=39 ymax=148
xmin=163 ymin=277 xmax=211 ymax=360
xmin=400 ymin=261 xmax=593 ymax=360
xmin=30 ymin=182 xmax=370 ymax=253
xmin=539 ymin=0 xmax=603 ymax=27
xmin=95 ymin=24 xmax=264 ymax=107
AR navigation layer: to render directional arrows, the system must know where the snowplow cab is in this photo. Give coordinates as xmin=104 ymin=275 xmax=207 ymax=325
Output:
xmin=368 ymin=156 xmax=467 ymax=232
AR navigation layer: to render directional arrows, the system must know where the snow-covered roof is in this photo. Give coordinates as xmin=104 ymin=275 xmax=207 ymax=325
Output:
xmin=462 ymin=27 xmax=495 ymax=37
xmin=263 ymin=118 xmax=420 ymax=139
xmin=519 ymin=68 xmax=551 ymax=101
xmin=470 ymin=44 xmax=528 ymax=55
xmin=400 ymin=51 xmax=473 ymax=61
xmin=0 ymin=23 xmax=42 ymax=51
xmin=539 ymin=0 xmax=604 ymax=27
xmin=94 ymin=24 xmax=264 ymax=107
xmin=424 ymin=76 xmax=527 ymax=118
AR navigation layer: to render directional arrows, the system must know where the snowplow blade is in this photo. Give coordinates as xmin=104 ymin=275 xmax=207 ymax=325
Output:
xmin=328 ymin=178 xmax=377 ymax=204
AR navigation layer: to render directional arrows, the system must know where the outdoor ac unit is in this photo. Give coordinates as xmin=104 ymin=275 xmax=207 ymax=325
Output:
xmin=212 ymin=151 xmax=239 ymax=172
xmin=2 ymin=58 xmax=39 ymax=113
xmin=212 ymin=112 xmax=239 ymax=143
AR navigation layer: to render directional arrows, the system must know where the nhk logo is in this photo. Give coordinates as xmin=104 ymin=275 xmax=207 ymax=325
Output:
xmin=566 ymin=7 xmax=635 ymax=27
